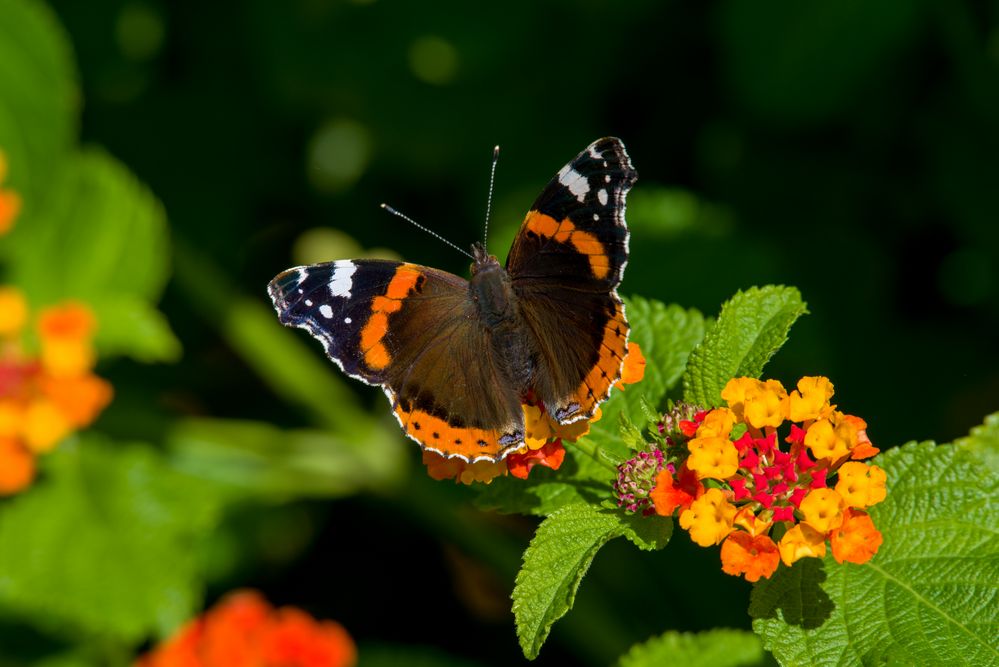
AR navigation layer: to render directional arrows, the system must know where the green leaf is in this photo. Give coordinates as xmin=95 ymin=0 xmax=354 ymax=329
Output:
xmin=683 ymin=286 xmax=807 ymax=407
xmin=0 ymin=0 xmax=77 ymax=209
xmin=513 ymin=504 xmax=626 ymax=659
xmin=6 ymin=148 xmax=177 ymax=361
xmin=617 ymin=629 xmax=768 ymax=667
xmin=0 ymin=435 xmax=222 ymax=643
xmin=619 ymin=512 xmax=673 ymax=552
xmin=474 ymin=448 xmax=610 ymax=516
xmin=167 ymin=417 xmax=407 ymax=500
xmin=750 ymin=415 xmax=999 ymax=666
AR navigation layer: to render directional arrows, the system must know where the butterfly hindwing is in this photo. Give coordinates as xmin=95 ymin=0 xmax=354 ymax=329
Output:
xmin=268 ymin=260 xmax=525 ymax=461
xmin=506 ymin=137 xmax=637 ymax=423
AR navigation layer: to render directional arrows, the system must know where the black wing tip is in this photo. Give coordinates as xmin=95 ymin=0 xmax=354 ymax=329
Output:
xmin=583 ymin=137 xmax=637 ymax=183
xmin=267 ymin=268 xmax=306 ymax=319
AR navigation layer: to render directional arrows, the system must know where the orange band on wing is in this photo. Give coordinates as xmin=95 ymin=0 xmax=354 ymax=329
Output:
xmin=570 ymin=301 xmax=629 ymax=414
xmin=394 ymin=404 xmax=521 ymax=462
xmin=524 ymin=212 xmax=609 ymax=279
xmin=360 ymin=264 xmax=423 ymax=371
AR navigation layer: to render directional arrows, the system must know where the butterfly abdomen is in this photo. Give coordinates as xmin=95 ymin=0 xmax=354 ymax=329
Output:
xmin=470 ymin=256 xmax=535 ymax=394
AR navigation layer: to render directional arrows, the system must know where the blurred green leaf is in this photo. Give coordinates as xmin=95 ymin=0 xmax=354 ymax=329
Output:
xmin=0 ymin=0 xmax=77 ymax=209
xmin=751 ymin=415 xmax=999 ymax=666
xmin=5 ymin=147 xmax=178 ymax=361
xmin=513 ymin=504 xmax=626 ymax=660
xmin=683 ymin=286 xmax=807 ymax=408
xmin=0 ymin=435 xmax=222 ymax=644
xmin=167 ymin=417 xmax=407 ymax=500
xmin=627 ymin=187 xmax=734 ymax=239
xmin=719 ymin=0 xmax=925 ymax=124
xmin=616 ymin=629 xmax=768 ymax=667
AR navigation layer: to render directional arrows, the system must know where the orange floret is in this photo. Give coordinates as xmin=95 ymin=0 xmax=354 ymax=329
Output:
xmin=835 ymin=462 xmax=887 ymax=508
xmin=679 ymin=488 xmax=737 ymax=547
xmin=0 ymin=437 xmax=35 ymax=495
xmin=721 ymin=531 xmax=780 ymax=582
xmin=686 ymin=435 xmax=739 ymax=480
xmin=788 ymin=376 xmax=835 ymax=422
xmin=799 ymin=488 xmax=846 ymax=533
xmin=778 ymin=522 xmax=827 ymax=566
xmin=830 ymin=508 xmax=883 ymax=565
xmin=615 ymin=341 xmax=646 ymax=389
xmin=650 ymin=465 xmax=703 ymax=516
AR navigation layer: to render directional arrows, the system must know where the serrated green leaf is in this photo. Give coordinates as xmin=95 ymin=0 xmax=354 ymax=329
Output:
xmin=683 ymin=286 xmax=807 ymax=407
xmin=617 ymin=629 xmax=768 ymax=667
xmin=619 ymin=513 xmax=673 ymax=552
xmin=6 ymin=148 xmax=176 ymax=361
xmin=750 ymin=415 xmax=999 ymax=666
xmin=0 ymin=0 xmax=77 ymax=211
xmin=619 ymin=413 xmax=646 ymax=451
xmin=513 ymin=504 xmax=626 ymax=659
xmin=0 ymin=435 xmax=223 ymax=643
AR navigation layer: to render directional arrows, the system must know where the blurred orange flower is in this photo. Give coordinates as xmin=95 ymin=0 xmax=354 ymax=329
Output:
xmin=0 ymin=150 xmax=22 ymax=236
xmin=135 ymin=590 xmax=356 ymax=667
xmin=0 ymin=288 xmax=112 ymax=495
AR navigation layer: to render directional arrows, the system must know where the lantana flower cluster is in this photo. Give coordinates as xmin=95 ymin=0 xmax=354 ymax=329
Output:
xmin=625 ymin=377 xmax=885 ymax=582
xmin=423 ymin=342 xmax=646 ymax=484
xmin=0 ymin=288 xmax=113 ymax=494
xmin=135 ymin=590 xmax=356 ymax=667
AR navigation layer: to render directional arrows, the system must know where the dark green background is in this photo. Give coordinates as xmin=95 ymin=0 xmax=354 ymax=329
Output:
xmin=44 ymin=0 xmax=999 ymax=664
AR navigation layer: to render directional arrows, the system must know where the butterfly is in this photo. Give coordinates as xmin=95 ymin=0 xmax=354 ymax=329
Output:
xmin=268 ymin=137 xmax=636 ymax=463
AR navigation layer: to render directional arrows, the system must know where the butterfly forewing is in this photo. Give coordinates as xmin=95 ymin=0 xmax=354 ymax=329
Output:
xmin=506 ymin=137 xmax=637 ymax=423
xmin=268 ymin=260 xmax=525 ymax=462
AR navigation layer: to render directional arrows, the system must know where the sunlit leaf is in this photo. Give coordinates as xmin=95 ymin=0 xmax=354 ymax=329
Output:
xmin=751 ymin=415 xmax=999 ymax=666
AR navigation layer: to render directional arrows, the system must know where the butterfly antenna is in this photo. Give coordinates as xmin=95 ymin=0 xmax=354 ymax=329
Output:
xmin=380 ymin=203 xmax=473 ymax=259
xmin=483 ymin=145 xmax=500 ymax=252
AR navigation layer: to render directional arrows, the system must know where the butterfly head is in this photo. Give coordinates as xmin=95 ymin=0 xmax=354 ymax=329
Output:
xmin=470 ymin=242 xmax=500 ymax=276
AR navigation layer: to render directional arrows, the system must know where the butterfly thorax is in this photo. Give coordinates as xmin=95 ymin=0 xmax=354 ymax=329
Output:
xmin=470 ymin=243 xmax=534 ymax=392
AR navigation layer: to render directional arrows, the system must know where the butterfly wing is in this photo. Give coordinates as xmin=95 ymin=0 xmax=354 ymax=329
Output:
xmin=506 ymin=137 xmax=637 ymax=423
xmin=269 ymin=260 xmax=525 ymax=461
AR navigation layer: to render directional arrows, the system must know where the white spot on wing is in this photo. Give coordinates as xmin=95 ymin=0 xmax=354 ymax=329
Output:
xmin=605 ymin=174 xmax=611 ymax=183
xmin=319 ymin=304 xmax=333 ymax=319
xmin=304 ymin=299 xmax=313 ymax=306
xmin=558 ymin=165 xmax=590 ymax=202
xmin=329 ymin=261 xmax=357 ymax=297
xmin=588 ymin=145 xmax=602 ymax=159
xmin=593 ymin=213 xmax=600 ymax=221
xmin=344 ymin=316 xmax=352 ymax=324
xmin=598 ymin=188 xmax=608 ymax=206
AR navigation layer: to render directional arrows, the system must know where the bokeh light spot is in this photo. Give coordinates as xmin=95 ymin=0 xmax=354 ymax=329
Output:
xmin=306 ymin=119 xmax=372 ymax=194
xmin=409 ymin=36 xmax=459 ymax=85
xmin=115 ymin=3 xmax=165 ymax=62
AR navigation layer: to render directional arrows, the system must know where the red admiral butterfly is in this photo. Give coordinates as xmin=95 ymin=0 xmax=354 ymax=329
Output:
xmin=269 ymin=137 xmax=636 ymax=463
